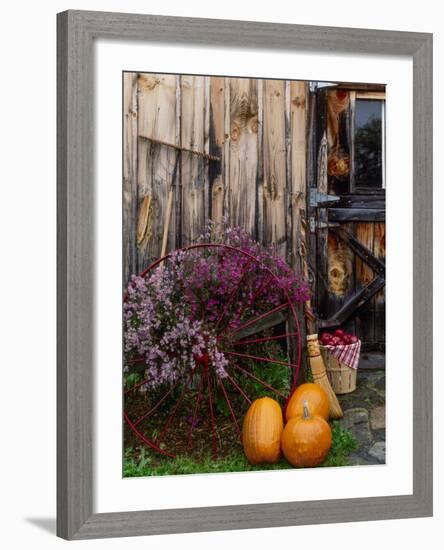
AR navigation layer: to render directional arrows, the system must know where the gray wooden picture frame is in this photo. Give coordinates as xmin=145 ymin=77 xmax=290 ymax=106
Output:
xmin=57 ymin=9 xmax=433 ymax=540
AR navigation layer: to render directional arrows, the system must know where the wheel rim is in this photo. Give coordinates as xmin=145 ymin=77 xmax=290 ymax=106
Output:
xmin=124 ymin=243 xmax=302 ymax=459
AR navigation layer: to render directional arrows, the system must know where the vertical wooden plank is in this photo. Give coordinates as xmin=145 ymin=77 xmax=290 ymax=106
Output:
xmin=289 ymin=80 xmax=308 ymax=380
xmin=315 ymin=89 xmax=330 ymax=321
xmin=181 ymin=75 xmax=207 ymax=244
xmin=123 ymin=72 xmax=138 ymax=287
xmin=175 ymin=75 xmax=182 ymax=248
xmin=285 ymin=80 xmax=292 ymax=266
xmin=223 ymin=78 xmax=231 ymax=225
xmin=355 ymin=222 xmax=375 ymax=345
xmin=256 ymin=79 xmax=264 ymax=244
xmin=305 ymin=85 xmax=318 ymax=311
xmin=137 ymin=73 xmax=177 ymax=268
xmin=263 ymin=79 xmax=286 ymax=257
xmin=374 ymin=222 xmax=386 ymax=347
xmin=228 ymin=78 xmax=258 ymax=236
xmin=209 ymin=76 xmax=225 ymax=223
xmin=289 ymin=81 xmax=308 ymax=273
xmin=203 ymin=77 xmax=211 ymax=229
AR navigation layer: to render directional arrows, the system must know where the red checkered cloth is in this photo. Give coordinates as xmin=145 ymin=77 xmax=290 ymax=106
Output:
xmin=323 ymin=340 xmax=361 ymax=370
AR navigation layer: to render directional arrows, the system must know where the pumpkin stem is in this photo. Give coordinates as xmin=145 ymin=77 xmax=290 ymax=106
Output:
xmin=303 ymin=400 xmax=310 ymax=420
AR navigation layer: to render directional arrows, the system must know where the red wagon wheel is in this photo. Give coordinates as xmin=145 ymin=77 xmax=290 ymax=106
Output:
xmin=124 ymin=243 xmax=302 ymax=459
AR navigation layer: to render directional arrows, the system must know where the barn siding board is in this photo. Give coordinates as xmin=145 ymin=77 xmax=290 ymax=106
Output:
xmin=256 ymin=79 xmax=264 ymax=244
xmin=290 ymin=81 xmax=308 ymax=274
xmin=305 ymin=87 xmax=318 ymax=312
xmin=123 ymin=73 xmax=138 ymax=287
xmin=181 ymin=75 xmax=207 ymax=245
xmin=228 ymin=78 xmax=258 ymax=237
xmin=209 ymin=76 xmax=225 ymax=223
xmin=263 ymin=79 xmax=287 ymax=257
xmin=285 ymin=80 xmax=292 ymax=266
xmin=137 ymin=73 xmax=177 ymax=269
xmin=174 ymin=75 xmax=183 ymax=248
xmin=289 ymin=81 xmax=308 ymax=378
xmin=315 ymin=89 xmax=329 ymax=322
xmin=374 ymin=222 xmax=386 ymax=346
xmin=355 ymin=222 xmax=375 ymax=343
xmin=223 ymin=79 xmax=231 ymax=228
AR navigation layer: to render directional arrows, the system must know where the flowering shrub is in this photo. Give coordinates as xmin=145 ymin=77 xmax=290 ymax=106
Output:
xmin=124 ymin=222 xmax=310 ymax=389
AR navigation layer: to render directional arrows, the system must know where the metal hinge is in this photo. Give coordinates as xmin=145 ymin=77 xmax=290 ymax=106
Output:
xmin=309 ymin=217 xmax=340 ymax=233
xmin=309 ymin=189 xmax=341 ymax=207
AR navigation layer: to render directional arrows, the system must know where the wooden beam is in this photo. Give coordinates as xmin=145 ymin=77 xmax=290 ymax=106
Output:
xmin=328 ymin=208 xmax=385 ymax=222
xmin=319 ymin=276 xmax=385 ymax=328
xmin=331 ymin=226 xmax=385 ymax=275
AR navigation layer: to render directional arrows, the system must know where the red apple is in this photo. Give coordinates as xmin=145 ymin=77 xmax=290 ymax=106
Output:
xmin=334 ymin=329 xmax=345 ymax=337
xmin=349 ymin=335 xmax=359 ymax=344
xmin=331 ymin=336 xmax=341 ymax=346
xmin=320 ymin=332 xmax=332 ymax=343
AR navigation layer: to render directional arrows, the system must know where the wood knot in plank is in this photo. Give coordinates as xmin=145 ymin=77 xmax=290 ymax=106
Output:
xmin=231 ymin=123 xmax=240 ymax=142
xmin=292 ymin=96 xmax=306 ymax=109
xmin=137 ymin=74 xmax=160 ymax=91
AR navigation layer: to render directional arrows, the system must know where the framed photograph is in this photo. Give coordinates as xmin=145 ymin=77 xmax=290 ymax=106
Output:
xmin=57 ymin=10 xmax=433 ymax=540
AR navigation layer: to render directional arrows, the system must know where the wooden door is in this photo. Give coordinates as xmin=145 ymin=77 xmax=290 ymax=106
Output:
xmin=307 ymin=84 xmax=386 ymax=352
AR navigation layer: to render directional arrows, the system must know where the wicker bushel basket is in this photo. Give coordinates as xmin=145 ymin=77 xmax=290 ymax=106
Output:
xmin=319 ymin=345 xmax=358 ymax=394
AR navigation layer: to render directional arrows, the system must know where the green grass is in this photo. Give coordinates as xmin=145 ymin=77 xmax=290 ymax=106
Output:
xmin=123 ymin=421 xmax=357 ymax=477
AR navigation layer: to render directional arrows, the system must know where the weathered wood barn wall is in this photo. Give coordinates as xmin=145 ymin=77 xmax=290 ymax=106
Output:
xmin=123 ymin=72 xmax=307 ymax=280
xmin=123 ymin=73 xmax=385 ymax=350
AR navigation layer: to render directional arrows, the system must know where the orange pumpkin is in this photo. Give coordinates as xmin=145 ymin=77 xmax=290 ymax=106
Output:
xmin=281 ymin=401 xmax=332 ymax=467
xmin=285 ymin=383 xmax=329 ymax=421
xmin=242 ymin=397 xmax=284 ymax=464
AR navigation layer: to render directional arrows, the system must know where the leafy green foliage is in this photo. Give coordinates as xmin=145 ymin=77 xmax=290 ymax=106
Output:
xmin=124 ymin=372 xmax=141 ymax=390
xmin=322 ymin=422 xmax=358 ymax=467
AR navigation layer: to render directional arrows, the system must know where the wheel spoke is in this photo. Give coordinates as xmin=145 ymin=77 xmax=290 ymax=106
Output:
xmin=230 ymin=363 xmax=287 ymax=400
xmin=206 ymin=369 xmax=217 ymax=457
xmin=126 ymin=355 xmax=144 ymax=366
xmin=221 ymin=349 xmax=296 ymax=370
xmin=124 ymin=412 xmax=176 ymax=458
xmin=218 ymin=379 xmax=241 ymax=439
xmin=187 ymin=372 xmax=206 ymax=450
xmin=132 ymin=380 xmax=181 ymax=427
xmin=224 ymin=371 xmax=251 ymax=404
xmin=155 ymin=382 xmax=189 ymax=446
xmin=231 ymin=302 xmax=288 ymax=335
xmin=232 ymin=331 xmax=299 ymax=347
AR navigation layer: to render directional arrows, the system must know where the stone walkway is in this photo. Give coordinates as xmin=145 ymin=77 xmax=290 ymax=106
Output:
xmin=337 ymin=365 xmax=386 ymax=466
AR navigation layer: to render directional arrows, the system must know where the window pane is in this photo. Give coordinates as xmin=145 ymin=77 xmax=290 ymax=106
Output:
xmin=355 ymin=99 xmax=384 ymax=188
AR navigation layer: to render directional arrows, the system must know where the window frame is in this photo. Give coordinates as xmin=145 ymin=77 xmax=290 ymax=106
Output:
xmin=350 ymin=90 xmax=386 ymax=194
